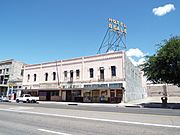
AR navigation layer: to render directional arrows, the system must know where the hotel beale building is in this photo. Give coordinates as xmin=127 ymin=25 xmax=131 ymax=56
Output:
xmin=21 ymin=51 xmax=145 ymax=103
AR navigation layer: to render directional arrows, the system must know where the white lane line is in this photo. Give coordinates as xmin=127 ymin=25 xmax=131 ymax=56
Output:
xmin=0 ymin=108 xmax=180 ymax=129
xmin=38 ymin=128 xmax=72 ymax=135
xmin=9 ymin=107 xmax=34 ymax=110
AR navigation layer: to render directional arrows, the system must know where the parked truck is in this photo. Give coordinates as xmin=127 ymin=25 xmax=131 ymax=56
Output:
xmin=16 ymin=94 xmax=39 ymax=103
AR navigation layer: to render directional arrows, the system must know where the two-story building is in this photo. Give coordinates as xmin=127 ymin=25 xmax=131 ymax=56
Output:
xmin=0 ymin=59 xmax=25 ymax=99
xmin=22 ymin=51 xmax=145 ymax=103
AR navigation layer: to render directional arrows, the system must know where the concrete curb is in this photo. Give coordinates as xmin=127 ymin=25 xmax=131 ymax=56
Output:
xmin=37 ymin=101 xmax=141 ymax=108
xmin=9 ymin=100 xmax=141 ymax=108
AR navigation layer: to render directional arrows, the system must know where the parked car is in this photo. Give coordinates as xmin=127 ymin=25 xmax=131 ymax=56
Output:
xmin=0 ymin=96 xmax=10 ymax=102
xmin=16 ymin=94 xmax=39 ymax=103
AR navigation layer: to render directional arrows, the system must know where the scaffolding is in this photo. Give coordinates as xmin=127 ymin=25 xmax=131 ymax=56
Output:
xmin=97 ymin=18 xmax=127 ymax=54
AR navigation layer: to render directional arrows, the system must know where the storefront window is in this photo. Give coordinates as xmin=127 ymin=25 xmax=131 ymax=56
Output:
xmin=51 ymin=91 xmax=59 ymax=96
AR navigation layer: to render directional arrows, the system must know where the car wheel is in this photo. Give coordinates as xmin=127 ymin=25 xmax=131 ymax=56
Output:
xmin=27 ymin=99 xmax=30 ymax=103
xmin=16 ymin=99 xmax=19 ymax=103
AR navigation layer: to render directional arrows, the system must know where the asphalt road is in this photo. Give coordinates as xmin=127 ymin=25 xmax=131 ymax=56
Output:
xmin=1 ymin=102 xmax=180 ymax=116
xmin=0 ymin=103 xmax=180 ymax=135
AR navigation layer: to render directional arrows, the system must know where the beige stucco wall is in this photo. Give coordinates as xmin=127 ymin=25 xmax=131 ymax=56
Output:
xmin=23 ymin=51 xmax=125 ymax=89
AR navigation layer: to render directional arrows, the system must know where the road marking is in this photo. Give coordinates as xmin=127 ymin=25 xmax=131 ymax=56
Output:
xmin=9 ymin=107 xmax=34 ymax=110
xmin=38 ymin=128 xmax=72 ymax=135
xmin=0 ymin=108 xmax=180 ymax=129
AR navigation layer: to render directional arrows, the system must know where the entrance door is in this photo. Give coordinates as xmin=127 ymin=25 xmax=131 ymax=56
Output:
xmin=110 ymin=90 xmax=116 ymax=103
xmin=46 ymin=91 xmax=51 ymax=101
xmin=66 ymin=91 xmax=72 ymax=101
xmin=62 ymin=91 xmax=66 ymax=101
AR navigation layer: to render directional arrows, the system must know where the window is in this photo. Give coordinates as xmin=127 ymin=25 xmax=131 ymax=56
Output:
xmin=100 ymin=67 xmax=104 ymax=80
xmin=53 ymin=72 xmax=56 ymax=80
xmin=0 ymin=69 xmax=2 ymax=74
xmin=27 ymin=74 xmax=30 ymax=82
xmin=34 ymin=74 xmax=37 ymax=82
xmin=51 ymin=91 xmax=59 ymax=96
xmin=64 ymin=71 xmax=67 ymax=79
xmin=89 ymin=68 xmax=94 ymax=78
xmin=111 ymin=66 xmax=116 ymax=76
xmin=76 ymin=69 xmax=80 ymax=78
xmin=45 ymin=73 xmax=48 ymax=81
xmin=21 ymin=69 xmax=24 ymax=76
xmin=6 ymin=68 xmax=9 ymax=73
xmin=70 ymin=70 xmax=73 ymax=80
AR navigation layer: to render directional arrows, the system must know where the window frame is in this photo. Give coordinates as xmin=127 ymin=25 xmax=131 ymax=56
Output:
xmin=89 ymin=68 xmax=94 ymax=78
xmin=45 ymin=73 xmax=48 ymax=81
xmin=34 ymin=74 xmax=37 ymax=82
xmin=53 ymin=72 xmax=56 ymax=81
xmin=111 ymin=66 xmax=116 ymax=77
xmin=76 ymin=69 xmax=80 ymax=78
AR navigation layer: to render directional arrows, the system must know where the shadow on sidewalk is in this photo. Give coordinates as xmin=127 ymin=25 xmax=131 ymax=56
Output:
xmin=140 ymin=102 xmax=180 ymax=109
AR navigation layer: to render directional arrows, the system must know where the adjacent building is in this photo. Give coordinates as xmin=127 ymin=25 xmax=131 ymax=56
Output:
xmin=0 ymin=59 xmax=25 ymax=99
xmin=147 ymin=83 xmax=180 ymax=97
xmin=22 ymin=51 xmax=145 ymax=103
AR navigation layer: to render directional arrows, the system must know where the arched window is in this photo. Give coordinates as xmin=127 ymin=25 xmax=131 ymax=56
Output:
xmin=53 ymin=72 xmax=56 ymax=81
xmin=45 ymin=73 xmax=48 ymax=81
xmin=34 ymin=74 xmax=37 ymax=82
xmin=27 ymin=74 xmax=30 ymax=82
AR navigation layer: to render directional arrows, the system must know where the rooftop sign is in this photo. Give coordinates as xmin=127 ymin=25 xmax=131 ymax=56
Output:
xmin=108 ymin=18 xmax=127 ymax=34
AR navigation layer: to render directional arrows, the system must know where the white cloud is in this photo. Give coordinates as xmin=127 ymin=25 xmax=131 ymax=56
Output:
xmin=126 ymin=48 xmax=144 ymax=57
xmin=152 ymin=4 xmax=175 ymax=16
xmin=137 ymin=57 xmax=145 ymax=65
xmin=126 ymin=48 xmax=146 ymax=66
xmin=128 ymin=57 xmax=145 ymax=66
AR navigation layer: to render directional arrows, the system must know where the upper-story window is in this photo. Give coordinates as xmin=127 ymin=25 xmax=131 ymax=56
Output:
xmin=70 ymin=70 xmax=73 ymax=80
xmin=27 ymin=74 xmax=30 ymax=82
xmin=21 ymin=69 xmax=24 ymax=76
xmin=89 ymin=68 xmax=94 ymax=78
xmin=6 ymin=68 xmax=9 ymax=74
xmin=64 ymin=71 xmax=67 ymax=80
xmin=76 ymin=69 xmax=80 ymax=78
xmin=111 ymin=66 xmax=116 ymax=77
xmin=100 ymin=67 xmax=104 ymax=80
xmin=34 ymin=74 xmax=37 ymax=82
xmin=53 ymin=72 xmax=56 ymax=81
xmin=3 ymin=69 xmax=5 ymax=74
xmin=45 ymin=73 xmax=48 ymax=81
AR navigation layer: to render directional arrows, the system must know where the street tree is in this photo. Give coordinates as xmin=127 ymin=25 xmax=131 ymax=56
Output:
xmin=141 ymin=36 xmax=180 ymax=87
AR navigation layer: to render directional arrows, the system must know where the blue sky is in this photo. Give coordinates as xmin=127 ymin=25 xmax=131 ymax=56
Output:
xmin=0 ymin=0 xmax=179 ymax=64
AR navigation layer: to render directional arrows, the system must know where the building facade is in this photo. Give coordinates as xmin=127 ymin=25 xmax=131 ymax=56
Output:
xmin=0 ymin=59 xmax=24 ymax=99
xmin=147 ymin=83 xmax=180 ymax=97
xmin=22 ymin=51 xmax=145 ymax=103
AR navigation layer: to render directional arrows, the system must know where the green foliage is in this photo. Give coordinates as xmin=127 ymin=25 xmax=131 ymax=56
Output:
xmin=141 ymin=36 xmax=180 ymax=86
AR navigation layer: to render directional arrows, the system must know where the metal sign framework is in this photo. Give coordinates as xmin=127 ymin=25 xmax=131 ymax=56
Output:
xmin=97 ymin=18 xmax=127 ymax=54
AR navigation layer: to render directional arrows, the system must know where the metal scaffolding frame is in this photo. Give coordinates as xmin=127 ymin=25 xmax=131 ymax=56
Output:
xmin=97 ymin=18 xmax=127 ymax=54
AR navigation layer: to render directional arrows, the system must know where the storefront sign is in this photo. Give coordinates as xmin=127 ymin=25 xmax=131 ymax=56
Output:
xmin=84 ymin=83 xmax=123 ymax=89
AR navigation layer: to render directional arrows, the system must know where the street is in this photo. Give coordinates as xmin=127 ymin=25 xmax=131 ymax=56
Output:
xmin=0 ymin=103 xmax=180 ymax=135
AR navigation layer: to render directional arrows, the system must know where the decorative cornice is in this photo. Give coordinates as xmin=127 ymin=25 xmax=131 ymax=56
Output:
xmin=24 ymin=51 xmax=124 ymax=69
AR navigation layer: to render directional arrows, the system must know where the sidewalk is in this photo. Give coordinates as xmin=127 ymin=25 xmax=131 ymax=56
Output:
xmin=10 ymin=96 xmax=180 ymax=109
xmin=37 ymin=101 xmax=142 ymax=108
xmin=128 ymin=96 xmax=180 ymax=109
